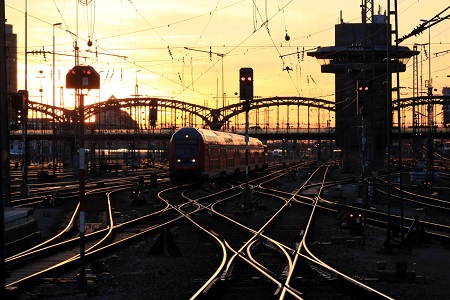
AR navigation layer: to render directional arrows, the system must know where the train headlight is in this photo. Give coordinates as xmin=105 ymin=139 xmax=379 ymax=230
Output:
xmin=191 ymin=159 xmax=196 ymax=163
xmin=177 ymin=159 xmax=181 ymax=163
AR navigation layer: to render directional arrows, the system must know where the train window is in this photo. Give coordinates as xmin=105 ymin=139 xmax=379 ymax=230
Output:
xmin=174 ymin=140 xmax=198 ymax=158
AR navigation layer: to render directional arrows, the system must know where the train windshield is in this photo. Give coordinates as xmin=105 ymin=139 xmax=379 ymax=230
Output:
xmin=174 ymin=139 xmax=199 ymax=158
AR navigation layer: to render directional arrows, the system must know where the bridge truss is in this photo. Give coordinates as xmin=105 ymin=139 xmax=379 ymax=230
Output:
xmin=27 ymin=94 xmax=449 ymax=131
xmin=28 ymin=95 xmax=337 ymax=130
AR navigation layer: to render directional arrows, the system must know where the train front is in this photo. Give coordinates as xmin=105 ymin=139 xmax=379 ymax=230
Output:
xmin=168 ymin=128 xmax=205 ymax=184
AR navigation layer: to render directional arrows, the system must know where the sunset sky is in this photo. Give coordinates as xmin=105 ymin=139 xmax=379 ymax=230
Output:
xmin=5 ymin=0 xmax=450 ymax=118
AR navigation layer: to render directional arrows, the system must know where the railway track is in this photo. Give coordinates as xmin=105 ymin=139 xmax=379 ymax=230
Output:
xmin=177 ymin=164 xmax=393 ymax=299
xmin=6 ymin=162 xmax=450 ymax=299
xmin=5 ymin=172 xmax=171 ymax=290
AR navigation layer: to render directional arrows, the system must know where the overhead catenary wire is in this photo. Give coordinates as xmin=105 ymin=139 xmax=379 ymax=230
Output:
xmin=7 ymin=0 xmax=449 ymax=103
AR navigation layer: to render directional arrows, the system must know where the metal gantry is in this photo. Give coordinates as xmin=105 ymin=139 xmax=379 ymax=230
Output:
xmin=25 ymin=95 xmax=335 ymax=130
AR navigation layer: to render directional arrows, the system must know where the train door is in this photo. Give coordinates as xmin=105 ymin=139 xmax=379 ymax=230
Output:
xmin=240 ymin=148 xmax=246 ymax=166
xmin=220 ymin=148 xmax=224 ymax=172
xmin=209 ymin=147 xmax=219 ymax=171
xmin=226 ymin=147 xmax=234 ymax=169
xmin=205 ymin=147 xmax=211 ymax=171
xmin=220 ymin=148 xmax=226 ymax=171
xmin=234 ymin=148 xmax=240 ymax=172
xmin=263 ymin=145 xmax=268 ymax=168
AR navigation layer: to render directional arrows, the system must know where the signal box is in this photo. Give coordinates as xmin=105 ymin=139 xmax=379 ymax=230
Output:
xmin=66 ymin=65 xmax=100 ymax=89
xmin=239 ymin=68 xmax=253 ymax=100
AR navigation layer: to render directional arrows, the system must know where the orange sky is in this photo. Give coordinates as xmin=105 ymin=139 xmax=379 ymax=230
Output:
xmin=5 ymin=0 xmax=450 ymax=127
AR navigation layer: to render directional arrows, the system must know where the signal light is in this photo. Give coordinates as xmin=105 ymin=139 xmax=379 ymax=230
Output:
xmin=66 ymin=65 xmax=100 ymax=89
xmin=239 ymin=67 xmax=253 ymax=100
xmin=357 ymin=82 xmax=371 ymax=97
xmin=358 ymin=86 xmax=369 ymax=92
xmin=149 ymin=99 xmax=158 ymax=125
xmin=11 ymin=94 xmax=24 ymax=110
xmin=10 ymin=92 xmax=27 ymax=126
xmin=240 ymin=75 xmax=253 ymax=82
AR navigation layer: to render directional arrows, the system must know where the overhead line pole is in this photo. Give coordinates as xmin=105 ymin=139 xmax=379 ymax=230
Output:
xmin=73 ymin=2 xmax=87 ymax=290
xmin=0 ymin=1 xmax=8 ymax=297
xmin=239 ymin=68 xmax=253 ymax=209
xmin=21 ymin=0 xmax=29 ymax=198
xmin=52 ymin=23 xmax=61 ymax=179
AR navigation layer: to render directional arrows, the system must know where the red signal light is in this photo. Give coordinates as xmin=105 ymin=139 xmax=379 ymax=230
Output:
xmin=149 ymin=100 xmax=158 ymax=122
xmin=239 ymin=67 xmax=253 ymax=100
xmin=66 ymin=65 xmax=100 ymax=89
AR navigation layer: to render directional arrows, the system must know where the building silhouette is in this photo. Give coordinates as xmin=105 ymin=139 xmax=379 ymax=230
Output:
xmin=308 ymin=14 xmax=417 ymax=172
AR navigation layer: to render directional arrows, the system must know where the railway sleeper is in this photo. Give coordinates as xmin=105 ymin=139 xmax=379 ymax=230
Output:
xmin=307 ymin=263 xmax=338 ymax=281
xmin=277 ymin=264 xmax=289 ymax=281
xmin=205 ymin=264 xmax=279 ymax=299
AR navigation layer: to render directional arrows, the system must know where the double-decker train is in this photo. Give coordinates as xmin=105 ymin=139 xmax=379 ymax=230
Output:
xmin=169 ymin=127 xmax=268 ymax=184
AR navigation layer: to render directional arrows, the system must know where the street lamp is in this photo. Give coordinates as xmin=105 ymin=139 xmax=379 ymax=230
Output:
xmin=52 ymin=22 xmax=61 ymax=178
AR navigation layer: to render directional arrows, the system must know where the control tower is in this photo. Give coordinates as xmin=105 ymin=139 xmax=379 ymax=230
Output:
xmin=308 ymin=13 xmax=417 ymax=172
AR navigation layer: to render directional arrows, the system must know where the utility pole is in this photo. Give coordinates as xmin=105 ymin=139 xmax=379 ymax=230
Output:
xmin=1 ymin=1 xmax=8 ymax=296
xmin=21 ymin=0 xmax=29 ymax=198
xmin=66 ymin=64 xmax=100 ymax=291
xmin=149 ymin=99 xmax=158 ymax=187
xmin=239 ymin=68 xmax=253 ymax=209
xmin=52 ymin=22 xmax=61 ymax=179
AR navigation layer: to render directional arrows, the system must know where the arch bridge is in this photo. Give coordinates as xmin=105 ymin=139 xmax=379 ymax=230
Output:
xmin=26 ymin=94 xmax=449 ymax=133
xmin=29 ymin=95 xmax=337 ymax=130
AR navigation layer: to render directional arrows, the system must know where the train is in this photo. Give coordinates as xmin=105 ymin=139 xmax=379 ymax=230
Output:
xmin=169 ymin=127 xmax=268 ymax=184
